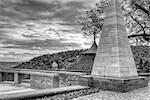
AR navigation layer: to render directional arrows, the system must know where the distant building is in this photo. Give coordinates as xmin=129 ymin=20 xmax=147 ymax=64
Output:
xmin=68 ymin=41 xmax=97 ymax=74
xmin=52 ymin=61 xmax=58 ymax=69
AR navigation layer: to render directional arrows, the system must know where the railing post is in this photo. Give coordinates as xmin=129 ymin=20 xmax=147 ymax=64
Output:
xmin=14 ymin=73 xmax=22 ymax=84
xmin=0 ymin=72 xmax=5 ymax=82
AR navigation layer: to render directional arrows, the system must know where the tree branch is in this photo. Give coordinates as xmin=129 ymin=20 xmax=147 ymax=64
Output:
xmin=128 ymin=34 xmax=150 ymax=38
xmin=131 ymin=0 xmax=150 ymax=18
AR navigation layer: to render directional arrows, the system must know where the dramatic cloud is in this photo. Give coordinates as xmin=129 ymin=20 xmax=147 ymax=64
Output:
xmin=0 ymin=0 xmax=98 ymax=62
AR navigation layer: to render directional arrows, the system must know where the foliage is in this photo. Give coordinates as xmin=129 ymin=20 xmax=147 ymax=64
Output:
xmin=130 ymin=0 xmax=150 ymax=18
xmin=122 ymin=0 xmax=150 ymax=45
xmin=131 ymin=46 xmax=150 ymax=73
xmin=14 ymin=49 xmax=86 ymax=70
xmin=77 ymin=0 xmax=109 ymax=40
xmin=78 ymin=0 xmax=150 ymax=45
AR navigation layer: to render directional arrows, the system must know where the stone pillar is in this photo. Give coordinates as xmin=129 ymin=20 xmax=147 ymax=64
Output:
xmin=0 ymin=72 xmax=5 ymax=82
xmin=14 ymin=73 xmax=22 ymax=84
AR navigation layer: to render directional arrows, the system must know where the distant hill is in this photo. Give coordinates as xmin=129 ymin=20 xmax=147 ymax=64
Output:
xmin=0 ymin=62 xmax=21 ymax=69
xmin=14 ymin=46 xmax=150 ymax=73
xmin=14 ymin=49 xmax=86 ymax=70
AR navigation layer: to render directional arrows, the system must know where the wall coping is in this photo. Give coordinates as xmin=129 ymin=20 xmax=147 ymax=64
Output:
xmin=0 ymin=69 xmax=87 ymax=75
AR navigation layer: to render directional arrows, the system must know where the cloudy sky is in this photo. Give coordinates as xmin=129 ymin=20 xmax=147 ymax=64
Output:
xmin=0 ymin=0 xmax=99 ymax=62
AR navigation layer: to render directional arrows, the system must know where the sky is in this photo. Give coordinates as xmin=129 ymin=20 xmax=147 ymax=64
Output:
xmin=0 ymin=0 xmax=99 ymax=62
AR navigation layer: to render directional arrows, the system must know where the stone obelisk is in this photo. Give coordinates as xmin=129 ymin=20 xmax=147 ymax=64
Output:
xmin=91 ymin=0 xmax=138 ymax=77
xmin=80 ymin=0 xmax=148 ymax=92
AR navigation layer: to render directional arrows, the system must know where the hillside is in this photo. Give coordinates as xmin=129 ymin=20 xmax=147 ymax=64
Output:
xmin=14 ymin=46 xmax=150 ymax=73
xmin=14 ymin=49 xmax=86 ymax=70
xmin=131 ymin=46 xmax=150 ymax=72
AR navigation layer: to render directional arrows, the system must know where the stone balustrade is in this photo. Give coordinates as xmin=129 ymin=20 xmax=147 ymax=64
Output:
xmin=0 ymin=69 xmax=87 ymax=89
xmin=0 ymin=71 xmax=22 ymax=84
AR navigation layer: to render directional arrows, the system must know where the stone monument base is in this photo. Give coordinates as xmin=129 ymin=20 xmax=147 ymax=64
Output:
xmin=79 ymin=76 xmax=148 ymax=92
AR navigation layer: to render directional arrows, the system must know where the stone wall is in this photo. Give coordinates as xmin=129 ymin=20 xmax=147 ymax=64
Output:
xmin=58 ymin=72 xmax=87 ymax=87
xmin=30 ymin=74 xmax=59 ymax=89
xmin=59 ymin=73 xmax=82 ymax=87
xmin=92 ymin=77 xmax=148 ymax=92
xmin=79 ymin=75 xmax=148 ymax=92
xmin=30 ymin=72 xmax=86 ymax=89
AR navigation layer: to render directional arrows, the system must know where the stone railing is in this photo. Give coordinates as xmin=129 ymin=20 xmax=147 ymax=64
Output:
xmin=0 ymin=69 xmax=87 ymax=89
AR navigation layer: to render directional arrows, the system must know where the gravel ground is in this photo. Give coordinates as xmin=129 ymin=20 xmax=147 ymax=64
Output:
xmin=72 ymin=83 xmax=150 ymax=100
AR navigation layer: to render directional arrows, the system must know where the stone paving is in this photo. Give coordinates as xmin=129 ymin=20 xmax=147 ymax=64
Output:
xmin=0 ymin=80 xmax=149 ymax=100
xmin=0 ymin=82 xmax=35 ymax=96
xmin=73 ymin=82 xmax=150 ymax=100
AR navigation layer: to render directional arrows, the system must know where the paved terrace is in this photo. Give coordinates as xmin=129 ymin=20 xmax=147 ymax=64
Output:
xmin=0 ymin=69 xmax=88 ymax=99
xmin=0 ymin=83 xmax=88 ymax=100
xmin=0 ymin=80 xmax=149 ymax=100
xmin=73 ymin=80 xmax=150 ymax=100
xmin=0 ymin=82 xmax=35 ymax=96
